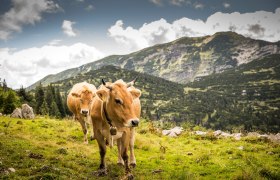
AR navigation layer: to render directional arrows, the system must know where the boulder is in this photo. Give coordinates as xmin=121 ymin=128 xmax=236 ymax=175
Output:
xmin=220 ymin=132 xmax=232 ymax=138
xmin=0 ymin=113 xmax=2 ymax=116
xmin=232 ymin=133 xmax=242 ymax=140
xmin=162 ymin=126 xmax=184 ymax=137
xmin=247 ymin=132 xmax=260 ymax=137
xmin=194 ymin=131 xmax=207 ymax=136
xmin=213 ymin=130 xmax=222 ymax=136
xmin=10 ymin=108 xmax=22 ymax=118
xmin=21 ymin=104 xmax=35 ymax=119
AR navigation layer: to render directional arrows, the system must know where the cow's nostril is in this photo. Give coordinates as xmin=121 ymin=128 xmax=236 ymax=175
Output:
xmin=82 ymin=110 xmax=88 ymax=115
xmin=131 ymin=120 xmax=139 ymax=127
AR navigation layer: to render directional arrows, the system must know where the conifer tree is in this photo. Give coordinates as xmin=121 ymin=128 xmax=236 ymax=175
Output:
xmin=3 ymin=89 xmax=20 ymax=114
xmin=55 ymin=88 xmax=65 ymax=118
xmin=35 ymin=82 xmax=44 ymax=114
xmin=41 ymin=99 xmax=49 ymax=115
xmin=50 ymin=100 xmax=61 ymax=118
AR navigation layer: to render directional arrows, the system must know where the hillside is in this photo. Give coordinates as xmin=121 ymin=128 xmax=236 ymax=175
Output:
xmin=42 ymin=53 xmax=280 ymax=132
xmin=0 ymin=117 xmax=279 ymax=179
xmin=27 ymin=32 xmax=280 ymax=90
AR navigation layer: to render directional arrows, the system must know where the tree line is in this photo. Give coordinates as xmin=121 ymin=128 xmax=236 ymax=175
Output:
xmin=0 ymin=79 xmax=71 ymax=118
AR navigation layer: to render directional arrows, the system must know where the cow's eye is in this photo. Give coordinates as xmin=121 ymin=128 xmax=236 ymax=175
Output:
xmin=115 ymin=99 xmax=122 ymax=105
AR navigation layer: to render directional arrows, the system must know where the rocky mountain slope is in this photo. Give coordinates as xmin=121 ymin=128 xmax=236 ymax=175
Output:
xmin=27 ymin=32 xmax=280 ymax=90
xmin=46 ymin=54 xmax=280 ymax=132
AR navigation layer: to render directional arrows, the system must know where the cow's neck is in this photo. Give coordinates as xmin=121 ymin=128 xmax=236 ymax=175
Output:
xmin=102 ymin=102 xmax=117 ymax=135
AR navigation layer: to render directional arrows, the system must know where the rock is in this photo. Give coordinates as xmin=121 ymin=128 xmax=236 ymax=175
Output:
xmin=0 ymin=113 xmax=2 ymax=116
xmin=162 ymin=126 xmax=183 ymax=137
xmin=232 ymin=133 xmax=242 ymax=140
xmin=238 ymin=146 xmax=244 ymax=150
xmin=194 ymin=131 xmax=207 ymax=136
xmin=187 ymin=152 xmax=193 ymax=155
xmin=220 ymin=132 xmax=232 ymax=138
xmin=10 ymin=108 xmax=22 ymax=118
xmin=162 ymin=130 xmax=171 ymax=136
xmin=268 ymin=134 xmax=280 ymax=144
xmin=21 ymin=104 xmax=35 ymax=119
xmin=8 ymin=168 xmax=16 ymax=173
xmin=267 ymin=151 xmax=274 ymax=155
xmin=213 ymin=130 xmax=222 ymax=136
xmin=247 ymin=132 xmax=260 ymax=137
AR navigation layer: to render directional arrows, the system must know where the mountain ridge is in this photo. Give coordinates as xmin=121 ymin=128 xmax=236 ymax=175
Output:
xmin=27 ymin=31 xmax=280 ymax=91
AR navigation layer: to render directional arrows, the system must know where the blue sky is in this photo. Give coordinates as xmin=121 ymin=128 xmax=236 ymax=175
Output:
xmin=0 ymin=0 xmax=280 ymax=88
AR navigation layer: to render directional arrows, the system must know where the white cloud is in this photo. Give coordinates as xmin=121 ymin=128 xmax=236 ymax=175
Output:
xmin=85 ymin=5 xmax=94 ymax=11
xmin=149 ymin=0 xmax=163 ymax=6
xmin=0 ymin=0 xmax=61 ymax=40
xmin=0 ymin=43 xmax=104 ymax=89
xmin=193 ymin=2 xmax=204 ymax=9
xmin=62 ymin=20 xmax=77 ymax=37
xmin=223 ymin=2 xmax=230 ymax=8
xmin=48 ymin=39 xmax=62 ymax=46
xmin=108 ymin=8 xmax=280 ymax=52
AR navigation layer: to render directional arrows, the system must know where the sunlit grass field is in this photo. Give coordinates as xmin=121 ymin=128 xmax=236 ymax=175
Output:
xmin=0 ymin=117 xmax=279 ymax=179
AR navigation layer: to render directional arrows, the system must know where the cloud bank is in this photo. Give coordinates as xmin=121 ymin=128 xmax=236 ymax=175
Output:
xmin=62 ymin=20 xmax=77 ymax=37
xmin=108 ymin=8 xmax=280 ymax=51
xmin=0 ymin=43 xmax=104 ymax=88
xmin=0 ymin=0 xmax=60 ymax=40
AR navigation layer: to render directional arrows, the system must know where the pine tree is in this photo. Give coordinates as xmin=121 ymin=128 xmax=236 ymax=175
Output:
xmin=45 ymin=84 xmax=55 ymax=110
xmin=3 ymin=79 xmax=7 ymax=91
xmin=35 ymin=82 xmax=44 ymax=114
xmin=50 ymin=100 xmax=61 ymax=118
xmin=55 ymin=88 xmax=65 ymax=118
xmin=41 ymin=99 xmax=49 ymax=116
xmin=3 ymin=89 xmax=20 ymax=114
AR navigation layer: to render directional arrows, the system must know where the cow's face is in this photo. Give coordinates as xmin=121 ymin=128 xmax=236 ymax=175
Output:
xmin=96 ymin=80 xmax=141 ymax=128
xmin=72 ymin=90 xmax=95 ymax=116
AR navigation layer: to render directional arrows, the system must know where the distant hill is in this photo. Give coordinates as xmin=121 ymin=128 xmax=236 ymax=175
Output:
xmin=48 ymin=54 xmax=280 ymax=132
xmin=27 ymin=32 xmax=280 ymax=91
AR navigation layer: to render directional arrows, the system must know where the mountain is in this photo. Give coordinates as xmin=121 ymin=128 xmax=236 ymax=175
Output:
xmin=45 ymin=54 xmax=280 ymax=132
xmin=27 ymin=32 xmax=280 ymax=90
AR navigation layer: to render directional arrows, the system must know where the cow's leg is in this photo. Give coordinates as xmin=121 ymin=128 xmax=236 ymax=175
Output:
xmin=129 ymin=128 xmax=136 ymax=168
xmin=117 ymin=139 xmax=124 ymax=165
xmin=87 ymin=115 xmax=95 ymax=140
xmin=77 ymin=117 xmax=88 ymax=144
xmin=95 ymin=130 xmax=107 ymax=175
xmin=121 ymin=132 xmax=133 ymax=179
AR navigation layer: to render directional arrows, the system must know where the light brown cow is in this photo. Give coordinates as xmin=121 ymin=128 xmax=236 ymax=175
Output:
xmin=67 ymin=82 xmax=96 ymax=144
xmin=90 ymin=79 xmax=141 ymax=178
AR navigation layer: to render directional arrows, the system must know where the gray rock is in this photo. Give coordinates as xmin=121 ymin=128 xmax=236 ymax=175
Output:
xmin=21 ymin=104 xmax=35 ymax=119
xmin=10 ymin=108 xmax=22 ymax=118
xmin=8 ymin=168 xmax=15 ymax=173
xmin=162 ymin=126 xmax=183 ymax=137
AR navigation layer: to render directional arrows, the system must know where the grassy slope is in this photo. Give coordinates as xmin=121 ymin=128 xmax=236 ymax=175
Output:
xmin=0 ymin=117 xmax=279 ymax=179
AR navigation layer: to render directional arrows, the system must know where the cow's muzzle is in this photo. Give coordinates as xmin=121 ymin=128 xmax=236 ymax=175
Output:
xmin=81 ymin=110 xmax=89 ymax=116
xmin=130 ymin=119 xmax=139 ymax=127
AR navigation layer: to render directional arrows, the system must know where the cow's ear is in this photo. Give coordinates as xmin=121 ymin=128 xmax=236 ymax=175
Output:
xmin=96 ymin=89 xmax=108 ymax=101
xmin=130 ymin=89 xmax=141 ymax=99
xmin=72 ymin=92 xmax=81 ymax=98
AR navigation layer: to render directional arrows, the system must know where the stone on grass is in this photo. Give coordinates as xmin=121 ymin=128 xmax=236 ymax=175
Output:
xmin=21 ymin=104 xmax=35 ymax=119
xmin=10 ymin=108 xmax=22 ymax=118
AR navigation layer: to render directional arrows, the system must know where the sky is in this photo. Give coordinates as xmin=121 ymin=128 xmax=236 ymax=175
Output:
xmin=0 ymin=0 xmax=280 ymax=89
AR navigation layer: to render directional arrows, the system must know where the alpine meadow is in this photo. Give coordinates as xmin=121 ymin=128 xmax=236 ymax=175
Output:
xmin=0 ymin=0 xmax=280 ymax=179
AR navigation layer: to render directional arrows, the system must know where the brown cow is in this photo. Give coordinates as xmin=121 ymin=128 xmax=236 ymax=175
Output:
xmin=67 ymin=82 xmax=96 ymax=144
xmin=90 ymin=79 xmax=141 ymax=178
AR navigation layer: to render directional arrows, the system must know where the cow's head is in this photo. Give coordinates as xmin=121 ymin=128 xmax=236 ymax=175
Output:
xmin=96 ymin=79 xmax=141 ymax=128
xmin=72 ymin=87 xmax=95 ymax=116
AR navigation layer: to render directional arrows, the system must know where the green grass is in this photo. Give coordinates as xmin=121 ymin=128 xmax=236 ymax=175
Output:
xmin=0 ymin=117 xmax=279 ymax=179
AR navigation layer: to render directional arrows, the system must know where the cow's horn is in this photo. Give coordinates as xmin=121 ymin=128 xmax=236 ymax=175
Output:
xmin=102 ymin=79 xmax=112 ymax=90
xmin=101 ymin=79 xmax=106 ymax=85
xmin=127 ymin=77 xmax=138 ymax=87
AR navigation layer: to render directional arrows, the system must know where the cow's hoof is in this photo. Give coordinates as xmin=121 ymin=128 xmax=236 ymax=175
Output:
xmin=127 ymin=173 xmax=134 ymax=180
xmin=94 ymin=168 xmax=107 ymax=176
xmin=117 ymin=162 xmax=124 ymax=166
xmin=90 ymin=136 xmax=95 ymax=141
xmin=130 ymin=163 xmax=136 ymax=168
